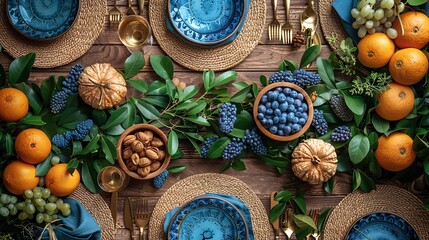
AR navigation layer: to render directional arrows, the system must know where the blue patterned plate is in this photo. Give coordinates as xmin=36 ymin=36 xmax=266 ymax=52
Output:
xmin=167 ymin=196 xmax=248 ymax=240
xmin=7 ymin=0 xmax=80 ymax=40
xmin=167 ymin=0 xmax=247 ymax=45
xmin=346 ymin=212 xmax=419 ymax=240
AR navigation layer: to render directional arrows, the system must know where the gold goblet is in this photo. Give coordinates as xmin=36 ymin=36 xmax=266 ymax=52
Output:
xmin=118 ymin=15 xmax=153 ymax=54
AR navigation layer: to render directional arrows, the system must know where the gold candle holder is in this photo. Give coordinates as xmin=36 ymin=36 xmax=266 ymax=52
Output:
xmin=118 ymin=15 xmax=152 ymax=53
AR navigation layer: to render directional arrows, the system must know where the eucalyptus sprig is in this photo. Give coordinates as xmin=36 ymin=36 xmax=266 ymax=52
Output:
xmin=328 ymin=37 xmax=358 ymax=76
xmin=350 ymin=72 xmax=392 ymax=97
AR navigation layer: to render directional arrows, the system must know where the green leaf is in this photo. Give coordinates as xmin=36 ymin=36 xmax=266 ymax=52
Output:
xmin=296 ymin=228 xmax=314 ymax=240
xmin=124 ymin=52 xmax=145 ymax=79
xmin=0 ymin=63 xmax=6 ymax=86
xmin=185 ymin=135 xmax=201 ymax=156
xmin=293 ymin=189 xmax=306 ymax=214
xmin=220 ymin=162 xmax=232 ymax=172
xmin=231 ymin=159 xmax=246 ymax=171
xmin=372 ymin=114 xmax=389 ymax=133
xmin=187 ymin=100 xmax=207 ymax=115
xmin=165 ymin=79 xmax=176 ymax=99
xmin=102 ymin=107 xmax=128 ymax=129
xmin=141 ymin=95 xmax=169 ymax=108
xmin=258 ymin=155 xmax=290 ymax=168
xmin=318 ymin=208 xmax=332 ymax=233
xmin=183 ymin=85 xmax=199 ymax=101
xmin=424 ymin=160 xmax=429 ymax=175
xmin=203 ymin=70 xmax=214 ymax=91
xmin=282 ymin=60 xmax=299 ymax=71
xmin=133 ymin=99 xmax=160 ymax=120
xmin=92 ymin=110 xmax=107 ymax=126
xmin=235 ymin=110 xmax=254 ymax=130
xmin=274 ymin=190 xmax=293 ymax=202
xmin=127 ymin=79 xmax=148 ymax=93
xmin=167 ymin=165 xmax=186 ymax=173
xmin=171 ymin=148 xmax=183 ymax=160
xmin=233 ymin=81 xmax=249 ymax=91
xmin=101 ymin=136 xmax=116 ymax=164
xmin=407 ymin=0 xmax=427 ymax=6
xmin=36 ymin=154 xmax=52 ymax=177
xmin=167 ymin=130 xmax=179 ymax=156
xmin=146 ymin=81 xmax=167 ymax=95
xmin=293 ymin=214 xmax=317 ymax=230
xmin=210 ymin=71 xmax=237 ymax=88
xmin=13 ymin=83 xmax=42 ymax=115
xmin=316 ymin=58 xmax=336 ymax=89
xmin=67 ymin=159 xmax=79 ymax=174
xmin=343 ymin=93 xmax=365 ymax=115
xmin=19 ymin=116 xmax=45 ymax=126
xmin=183 ymin=132 xmax=204 ymax=142
xmin=40 ymin=76 xmax=56 ymax=104
xmin=174 ymin=100 xmax=198 ymax=111
xmin=348 ymin=134 xmax=370 ymax=164
xmin=352 ymin=169 xmax=361 ymax=192
xmin=82 ymin=160 xmax=98 ymax=193
xmin=72 ymin=141 xmax=83 ymax=156
xmin=323 ymin=177 xmax=335 ymax=194
xmin=259 ymin=75 xmax=268 ymax=86
xmin=357 ymin=169 xmax=376 ymax=192
xmin=300 ymin=45 xmax=321 ymax=68
xmin=121 ymin=103 xmax=136 ymax=129
xmin=78 ymin=135 xmax=100 ymax=155
xmin=228 ymin=128 xmax=245 ymax=138
xmin=269 ymin=202 xmax=286 ymax=223
xmin=58 ymin=107 xmax=82 ymax=126
xmin=207 ymin=137 xmax=231 ymax=158
xmin=230 ymin=85 xmax=251 ymax=103
xmin=368 ymin=132 xmax=378 ymax=149
xmin=150 ymin=54 xmax=174 ymax=80
xmin=336 ymin=155 xmax=352 ymax=172
xmin=4 ymin=133 xmax=13 ymax=156
xmin=9 ymin=53 xmax=35 ymax=84
xmin=368 ymin=152 xmax=382 ymax=177
xmin=184 ymin=116 xmax=210 ymax=126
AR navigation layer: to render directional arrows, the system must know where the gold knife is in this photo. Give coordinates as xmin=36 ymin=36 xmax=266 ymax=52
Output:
xmin=270 ymin=192 xmax=281 ymax=240
xmin=124 ymin=197 xmax=134 ymax=239
xmin=137 ymin=0 xmax=145 ymax=15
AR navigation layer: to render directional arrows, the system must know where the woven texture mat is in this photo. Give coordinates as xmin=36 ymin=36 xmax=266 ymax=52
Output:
xmin=148 ymin=173 xmax=270 ymax=239
xmin=318 ymin=0 xmax=349 ymax=50
xmin=324 ymin=185 xmax=429 ymax=239
xmin=70 ymin=184 xmax=116 ymax=240
xmin=0 ymin=1 xmax=106 ymax=68
xmin=148 ymin=0 xmax=266 ymax=71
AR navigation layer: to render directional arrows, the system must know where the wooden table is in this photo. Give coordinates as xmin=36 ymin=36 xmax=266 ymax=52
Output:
xmin=0 ymin=1 xmax=425 ymax=239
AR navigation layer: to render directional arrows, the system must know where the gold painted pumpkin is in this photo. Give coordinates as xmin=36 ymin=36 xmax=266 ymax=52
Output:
xmin=291 ymin=139 xmax=337 ymax=185
xmin=78 ymin=63 xmax=127 ymax=110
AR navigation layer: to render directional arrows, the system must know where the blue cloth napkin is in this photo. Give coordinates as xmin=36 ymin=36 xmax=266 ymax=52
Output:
xmin=39 ymin=198 xmax=101 ymax=240
xmin=331 ymin=0 xmax=359 ymax=44
xmin=164 ymin=193 xmax=254 ymax=239
xmin=165 ymin=0 xmax=250 ymax=47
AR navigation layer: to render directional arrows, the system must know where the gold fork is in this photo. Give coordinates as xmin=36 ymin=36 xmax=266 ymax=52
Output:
xmin=268 ymin=0 xmax=281 ymax=41
xmin=135 ymin=199 xmax=150 ymax=240
xmin=281 ymin=0 xmax=293 ymax=44
xmin=281 ymin=208 xmax=295 ymax=240
xmin=310 ymin=209 xmax=321 ymax=240
xmin=109 ymin=0 xmax=122 ymax=28
xmin=126 ymin=0 xmax=137 ymax=16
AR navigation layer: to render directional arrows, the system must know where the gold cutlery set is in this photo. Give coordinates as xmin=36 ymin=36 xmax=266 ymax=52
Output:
xmin=109 ymin=0 xmax=145 ymax=28
xmin=269 ymin=0 xmax=320 ymax=49
xmin=270 ymin=192 xmax=321 ymax=240
xmin=125 ymin=197 xmax=151 ymax=240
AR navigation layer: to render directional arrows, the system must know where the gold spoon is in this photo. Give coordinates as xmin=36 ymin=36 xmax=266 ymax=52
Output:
xmin=300 ymin=0 xmax=318 ymax=47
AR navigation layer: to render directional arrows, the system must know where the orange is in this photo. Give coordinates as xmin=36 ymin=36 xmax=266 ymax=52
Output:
xmin=375 ymin=82 xmax=414 ymax=121
xmin=357 ymin=33 xmax=395 ymax=68
xmin=389 ymin=48 xmax=429 ymax=85
xmin=375 ymin=132 xmax=416 ymax=172
xmin=3 ymin=160 xmax=39 ymax=195
xmin=0 ymin=88 xmax=29 ymax=122
xmin=45 ymin=163 xmax=80 ymax=197
xmin=392 ymin=11 xmax=429 ymax=49
xmin=15 ymin=128 xmax=52 ymax=165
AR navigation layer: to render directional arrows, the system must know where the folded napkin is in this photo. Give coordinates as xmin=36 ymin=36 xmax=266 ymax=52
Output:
xmin=164 ymin=193 xmax=254 ymax=239
xmin=332 ymin=0 xmax=359 ymax=44
xmin=39 ymin=198 xmax=101 ymax=240
xmin=166 ymin=0 xmax=250 ymax=47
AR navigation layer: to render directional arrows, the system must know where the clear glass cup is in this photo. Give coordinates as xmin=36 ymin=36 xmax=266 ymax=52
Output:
xmin=118 ymin=15 xmax=153 ymax=54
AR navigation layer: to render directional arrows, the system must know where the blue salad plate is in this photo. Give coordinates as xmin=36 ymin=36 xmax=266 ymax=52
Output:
xmin=346 ymin=212 xmax=419 ymax=240
xmin=6 ymin=0 xmax=80 ymax=40
xmin=167 ymin=196 xmax=249 ymax=240
xmin=167 ymin=0 xmax=248 ymax=46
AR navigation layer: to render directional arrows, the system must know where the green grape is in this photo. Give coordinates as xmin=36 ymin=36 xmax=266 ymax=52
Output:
xmin=356 ymin=17 xmax=366 ymax=25
xmin=18 ymin=212 xmax=28 ymax=220
xmin=37 ymin=205 xmax=45 ymax=213
xmin=60 ymin=203 xmax=70 ymax=213
xmin=25 ymin=199 xmax=32 ymax=204
xmin=9 ymin=207 xmax=17 ymax=216
xmin=62 ymin=209 xmax=71 ymax=217
xmin=24 ymin=189 xmax=34 ymax=199
xmin=351 ymin=8 xmax=360 ymax=18
xmin=33 ymin=191 xmax=42 ymax=199
xmin=386 ymin=28 xmax=398 ymax=39
xmin=52 ymin=214 xmax=58 ymax=220
xmin=16 ymin=202 xmax=25 ymax=210
xmin=365 ymin=20 xmax=374 ymax=29
xmin=43 ymin=214 xmax=52 ymax=223
xmin=48 ymin=195 xmax=57 ymax=203
xmin=397 ymin=2 xmax=405 ymax=13
xmin=25 ymin=203 xmax=36 ymax=215
xmin=384 ymin=0 xmax=394 ymax=9
xmin=0 ymin=194 xmax=10 ymax=204
xmin=55 ymin=199 xmax=64 ymax=209
xmin=10 ymin=196 xmax=17 ymax=204
xmin=33 ymin=187 xmax=42 ymax=193
xmin=38 ymin=177 xmax=45 ymax=187
xmin=0 ymin=207 xmax=9 ymax=217
xmin=45 ymin=203 xmax=57 ymax=212
xmin=352 ymin=22 xmax=361 ymax=29
xmin=51 ymin=156 xmax=60 ymax=165
xmin=36 ymin=213 xmax=44 ymax=224
xmin=28 ymin=214 xmax=34 ymax=220
xmin=384 ymin=21 xmax=392 ymax=28
xmin=46 ymin=209 xmax=55 ymax=216
xmin=34 ymin=198 xmax=46 ymax=207
xmin=359 ymin=5 xmax=372 ymax=18
xmin=7 ymin=203 xmax=14 ymax=210
xmin=42 ymin=189 xmax=51 ymax=199
xmin=384 ymin=9 xmax=394 ymax=18
xmin=374 ymin=9 xmax=384 ymax=20
xmin=358 ymin=26 xmax=368 ymax=38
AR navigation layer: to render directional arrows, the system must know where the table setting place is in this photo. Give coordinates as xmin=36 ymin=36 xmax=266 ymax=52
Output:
xmin=0 ymin=0 xmax=428 ymax=240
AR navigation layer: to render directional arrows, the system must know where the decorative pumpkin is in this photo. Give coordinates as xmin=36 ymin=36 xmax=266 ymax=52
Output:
xmin=291 ymin=139 xmax=337 ymax=185
xmin=78 ymin=63 xmax=127 ymax=110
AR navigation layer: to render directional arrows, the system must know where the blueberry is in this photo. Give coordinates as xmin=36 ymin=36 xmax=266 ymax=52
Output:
xmin=287 ymin=105 xmax=296 ymax=113
xmin=272 ymin=101 xmax=279 ymax=109
xmin=286 ymin=97 xmax=295 ymax=104
xmin=297 ymin=107 xmax=304 ymax=113
xmin=292 ymin=124 xmax=301 ymax=133
xmin=265 ymin=102 xmax=272 ymax=109
xmin=279 ymin=103 xmax=288 ymax=111
xmin=265 ymin=115 xmax=272 ymax=119
xmin=302 ymin=112 xmax=308 ymax=120
xmin=268 ymin=91 xmax=278 ymax=101
xmin=297 ymin=93 xmax=304 ymax=101
xmin=276 ymin=87 xmax=283 ymax=92
xmin=258 ymin=105 xmax=267 ymax=113
xmin=261 ymin=118 xmax=267 ymax=125
xmin=298 ymin=118 xmax=306 ymax=125
xmin=278 ymin=93 xmax=287 ymax=103
xmin=266 ymin=109 xmax=274 ymax=115
xmin=274 ymin=109 xmax=282 ymax=116
xmin=278 ymin=123 xmax=286 ymax=130
xmin=273 ymin=116 xmax=280 ymax=124
xmin=294 ymin=99 xmax=302 ymax=107
xmin=280 ymin=115 xmax=287 ymax=124
xmin=267 ymin=119 xmax=274 ymax=126
xmin=291 ymin=90 xmax=298 ymax=99
xmin=257 ymin=113 xmax=264 ymax=120
xmin=261 ymin=95 xmax=268 ymax=104
xmin=278 ymin=130 xmax=285 ymax=136
xmin=292 ymin=117 xmax=299 ymax=124
xmin=295 ymin=112 xmax=302 ymax=118
xmin=284 ymin=126 xmax=292 ymax=134
xmin=301 ymin=103 xmax=308 ymax=112
xmin=287 ymin=112 xmax=295 ymax=122
xmin=269 ymin=126 xmax=278 ymax=134
xmin=283 ymin=88 xmax=291 ymax=96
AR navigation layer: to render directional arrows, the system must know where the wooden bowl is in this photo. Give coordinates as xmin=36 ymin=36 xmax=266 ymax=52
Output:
xmin=253 ymin=82 xmax=314 ymax=141
xmin=117 ymin=124 xmax=170 ymax=180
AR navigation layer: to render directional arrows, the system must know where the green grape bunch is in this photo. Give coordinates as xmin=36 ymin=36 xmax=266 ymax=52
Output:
xmin=351 ymin=0 xmax=405 ymax=39
xmin=0 ymin=186 xmax=71 ymax=224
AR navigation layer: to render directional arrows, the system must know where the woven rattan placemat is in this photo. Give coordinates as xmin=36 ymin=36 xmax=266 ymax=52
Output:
xmin=323 ymin=185 xmax=429 ymax=239
xmin=0 ymin=1 xmax=106 ymax=68
xmin=318 ymin=0 xmax=349 ymax=50
xmin=148 ymin=173 xmax=270 ymax=239
xmin=70 ymin=184 xmax=116 ymax=240
xmin=148 ymin=0 xmax=266 ymax=71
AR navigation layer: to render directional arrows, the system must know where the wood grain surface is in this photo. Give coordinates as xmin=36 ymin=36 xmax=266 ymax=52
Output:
xmin=0 ymin=1 xmax=427 ymax=239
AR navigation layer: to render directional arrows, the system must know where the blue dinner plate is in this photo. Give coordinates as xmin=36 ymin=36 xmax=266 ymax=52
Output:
xmin=167 ymin=0 xmax=247 ymax=46
xmin=7 ymin=0 xmax=80 ymax=40
xmin=167 ymin=196 xmax=248 ymax=240
xmin=346 ymin=212 xmax=419 ymax=240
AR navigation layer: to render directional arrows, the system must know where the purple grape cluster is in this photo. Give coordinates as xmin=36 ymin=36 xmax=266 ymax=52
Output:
xmin=201 ymin=136 xmax=219 ymax=158
xmin=256 ymin=87 xmax=309 ymax=136
xmin=245 ymin=128 xmax=268 ymax=155
xmin=222 ymin=138 xmax=246 ymax=160
xmin=331 ymin=126 xmax=352 ymax=142
xmin=312 ymin=109 xmax=328 ymax=135
xmin=269 ymin=70 xmax=321 ymax=88
xmin=51 ymin=119 xmax=94 ymax=148
xmin=153 ymin=170 xmax=169 ymax=189
xmin=218 ymin=103 xmax=237 ymax=134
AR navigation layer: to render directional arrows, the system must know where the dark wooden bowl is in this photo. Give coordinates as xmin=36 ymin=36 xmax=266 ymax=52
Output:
xmin=117 ymin=124 xmax=170 ymax=180
xmin=253 ymin=82 xmax=314 ymax=141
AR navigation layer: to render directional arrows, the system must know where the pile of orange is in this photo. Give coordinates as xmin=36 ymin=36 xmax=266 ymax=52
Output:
xmin=0 ymin=88 xmax=29 ymax=122
xmin=392 ymin=11 xmax=429 ymax=49
xmin=357 ymin=33 xmax=395 ymax=69
xmin=45 ymin=163 xmax=80 ymax=197
xmin=15 ymin=128 xmax=51 ymax=164
xmin=375 ymin=132 xmax=416 ymax=172
xmin=3 ymin=160 xmax=40 ymax=195
xmin=375 ymin=82 xmax=414 ymax=121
